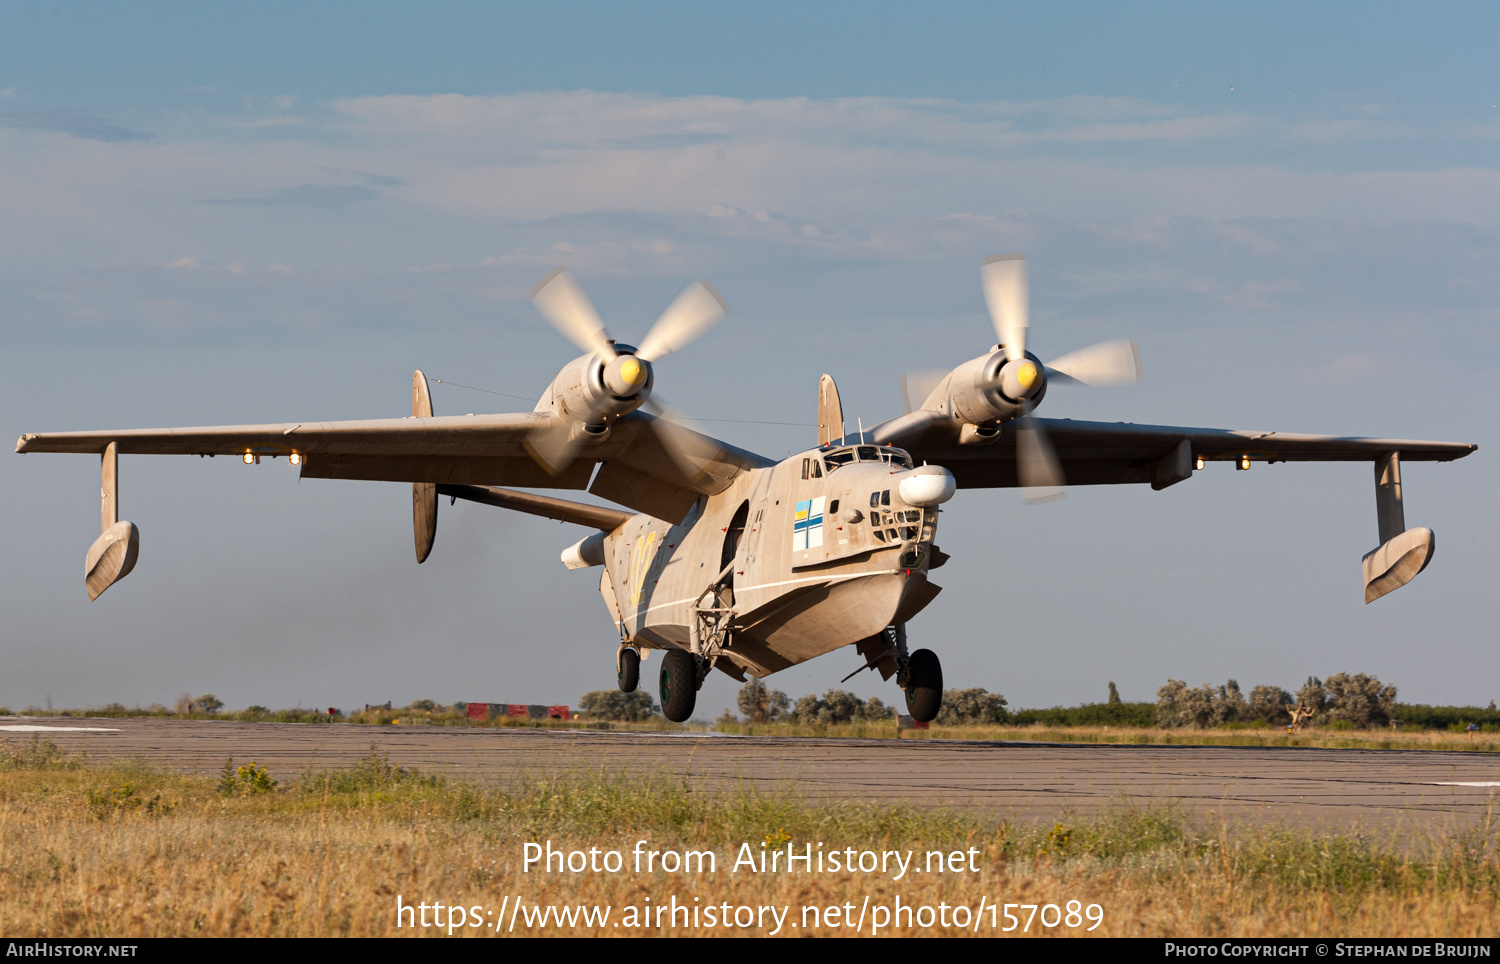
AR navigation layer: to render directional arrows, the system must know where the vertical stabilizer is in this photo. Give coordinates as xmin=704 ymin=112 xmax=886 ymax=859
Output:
xmin=412 ymin=371 xmax=438 ymax=563
xmin=818 ymin=374 xmax=844 ymax=446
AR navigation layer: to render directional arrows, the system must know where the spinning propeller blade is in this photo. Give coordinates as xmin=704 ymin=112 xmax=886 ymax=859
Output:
xmin=900 ymin=370 xmax=949 ymax=414
xmin=641 ymin=396 xmax=723 ymax=484
xmin=1046 ymin=338 xmax=1142 ymax=387
xmin=637 ymin=281 xmax=728 ymax=363
xmin=1015 ymin=407 xmax=1065 ymax=504
xmin=531 ymin=267 xmax=617 ymax=361
xmin=981 ymin=254 xmax=1028 ymax=362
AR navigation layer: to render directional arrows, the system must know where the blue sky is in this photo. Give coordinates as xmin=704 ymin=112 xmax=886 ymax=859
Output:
xmin=1 ymin=3 xmax=1495 ymax=715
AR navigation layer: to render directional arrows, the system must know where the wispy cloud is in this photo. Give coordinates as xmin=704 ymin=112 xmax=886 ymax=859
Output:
xmin=319 ymin=167 xmax=405 ymax=187
xmin=0 ymin=111 xmax=150 ymax=142
xmin=199 ymin=184 xmax=380 ymax=208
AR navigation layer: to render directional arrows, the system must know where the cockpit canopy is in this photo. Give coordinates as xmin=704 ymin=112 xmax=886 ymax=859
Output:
xmin=820 ymin=444 xmax=914 ymax=473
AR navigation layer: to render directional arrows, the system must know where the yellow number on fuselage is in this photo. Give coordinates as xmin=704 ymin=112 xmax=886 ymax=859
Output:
xmin=629 ymin=530 xmax=658 ymax=607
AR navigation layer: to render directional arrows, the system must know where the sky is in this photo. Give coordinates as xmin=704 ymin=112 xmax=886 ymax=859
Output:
xmin=2 ymin=3 xmax=1496 ymax=717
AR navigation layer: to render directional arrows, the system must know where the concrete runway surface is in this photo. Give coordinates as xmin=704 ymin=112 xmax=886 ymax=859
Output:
xmin=5 ymin=717 xmax=1499 ymax=831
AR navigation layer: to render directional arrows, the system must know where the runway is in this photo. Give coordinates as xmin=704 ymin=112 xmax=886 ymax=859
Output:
xmin=6 ymin=717 xmax=1499 ymax=831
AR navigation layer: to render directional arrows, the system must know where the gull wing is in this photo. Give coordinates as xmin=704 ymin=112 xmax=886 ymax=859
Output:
xmin=873 ymin=414 xmax=1476 ymax=489
xmin=16 ymin=409 xmax=769 ymax=520
xmin=17 ymin=413 xmax=599 ymax=489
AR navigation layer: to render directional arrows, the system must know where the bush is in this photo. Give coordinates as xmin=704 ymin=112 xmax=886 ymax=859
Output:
xmin=1247 ymin=685 xmax=1293 ymax=724
xmin=218 ymin=757 xmax=277 ymax=795
xmin=578 ymin=690 xmax=657 ymax=722
xmin=1007 ymin=702 xmax=1156 ymax=727
xmin=299 ymin=746 xmax=437 ymax=793
xmin=936 ymin=688 xmax=1007 ymax=725
xmin=1156 ymin=679 xmax=1246 ymax=728
xmin=0 ymin=736 xmax=80 ymax=771
xmin=1324 ymin=673 xmax=1397 ymax=729
xmin=1295 ymin=676 xmax=1328 ymax=717
xmin=1393 ymin=703 xmax=1500 ymax=730
xmin=736 ymin=679 xmax=790 ymax=723
xmin=790 ymin=689 xmax=887 ymax=724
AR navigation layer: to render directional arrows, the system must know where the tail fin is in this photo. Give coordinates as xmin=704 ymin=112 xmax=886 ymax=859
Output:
xmin=412 ymin=371 xmax=437 ymax=563
xmin=818 ymin=374 xmax=844 ymax=446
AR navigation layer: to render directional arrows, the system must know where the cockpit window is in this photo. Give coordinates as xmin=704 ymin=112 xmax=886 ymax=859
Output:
xmin=823 ymin=448 xmax=855 ymax=471
xmin=824 ymin=445 xmax=913 ymax=471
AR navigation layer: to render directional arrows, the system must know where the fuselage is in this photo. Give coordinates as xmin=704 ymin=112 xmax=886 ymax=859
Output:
xmin=596 ymin=442 xmax=944 ymax=679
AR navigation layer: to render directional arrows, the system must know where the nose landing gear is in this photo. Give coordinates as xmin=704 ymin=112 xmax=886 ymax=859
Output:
xmin=899 ymin=648 xmax=943 ymax=723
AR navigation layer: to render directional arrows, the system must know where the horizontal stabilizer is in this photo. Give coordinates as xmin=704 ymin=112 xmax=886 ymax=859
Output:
xmin=438 ymin=484 xmax=631 ymax=530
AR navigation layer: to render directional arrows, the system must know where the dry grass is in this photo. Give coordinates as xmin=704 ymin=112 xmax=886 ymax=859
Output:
xmin=1 ymin=736 xmax=1496 ymax=937
xmin=715 ymin=720 xmax=1500 ymax=752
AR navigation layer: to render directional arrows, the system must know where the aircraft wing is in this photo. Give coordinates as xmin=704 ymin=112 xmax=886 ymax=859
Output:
xmin=17 ymin=409 xmax=768 ymax=515
xmin=876 ymin=413 xmax=1477 ymax=489
xmin=15 ymin=413 xmax=605 ymax=488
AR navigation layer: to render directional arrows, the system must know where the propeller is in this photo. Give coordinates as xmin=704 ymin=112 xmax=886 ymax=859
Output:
xmin=527 ymin=268 xmax=728 ymax=476
xmin=904 ymin=254 xmax=1143 ymax=501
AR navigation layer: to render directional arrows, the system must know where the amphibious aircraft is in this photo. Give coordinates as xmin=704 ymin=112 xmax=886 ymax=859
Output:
xmin=15 ymin=257 xmax=1477 ymax=722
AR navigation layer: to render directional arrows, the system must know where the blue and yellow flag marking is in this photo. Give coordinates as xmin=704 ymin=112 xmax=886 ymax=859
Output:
xmin=792 ymin=497 xmax=825 ymax=552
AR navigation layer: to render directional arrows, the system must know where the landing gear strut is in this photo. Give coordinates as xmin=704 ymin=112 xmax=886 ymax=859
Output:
xmin=901 ymin=648 xmax=943 ymax=723
xmin=660 ymin=649 xmax=703 ymax=723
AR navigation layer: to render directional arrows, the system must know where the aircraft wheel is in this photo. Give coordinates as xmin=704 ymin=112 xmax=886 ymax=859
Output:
xmin=659 ymin=649 xmax=698 ymax=723
xmin=617 ymin=648 xmax=640 ymax=693
xmin=904 ymin=648 xmax=942 ymax=723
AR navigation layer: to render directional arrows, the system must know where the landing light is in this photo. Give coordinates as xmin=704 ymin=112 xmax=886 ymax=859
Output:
xmin=289 ymin=452 xmax=302 ymax=466
xmin=243 ymin=453 xmax=256 ymax=465
xmin=1195 ymin=456 xmax=1206 ymax=471
xmin=1238 ymin=456 xmax=1251 ymax=471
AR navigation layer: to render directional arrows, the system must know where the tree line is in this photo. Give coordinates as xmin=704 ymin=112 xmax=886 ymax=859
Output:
xmin=578 ymin=673 xmax=1500 ymax=731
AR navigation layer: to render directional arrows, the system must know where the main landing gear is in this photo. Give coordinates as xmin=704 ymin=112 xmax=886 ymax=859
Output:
xmin=659 ymin=649 xmax=706 ymax=723
xmin=617 ymin=647 xmax=640 ymax=693
xmin=619 ymin=643 xmax=707 ymax=722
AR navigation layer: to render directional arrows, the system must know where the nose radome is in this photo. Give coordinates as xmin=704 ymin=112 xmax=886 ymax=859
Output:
xmin=897 ymin=465 xmax=956 ymax=507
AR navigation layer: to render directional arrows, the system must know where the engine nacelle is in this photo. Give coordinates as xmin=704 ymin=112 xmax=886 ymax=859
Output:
xmin=938 ymin=350 xmax=1049 ymax=426
xmin=535 ymin=344 xmax=655 ymax=425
